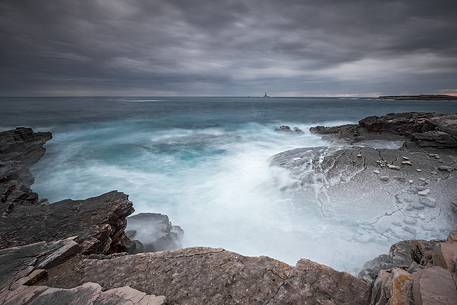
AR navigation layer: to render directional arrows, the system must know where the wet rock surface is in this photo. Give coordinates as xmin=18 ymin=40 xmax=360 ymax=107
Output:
xmin=275 ymin=125 xmax=304 ymax=133
xmin=271 ymin=146 xmax=457 ymax=243
xmin=273 ymin=112 xmax=457 ymax=304
xmin=273 ymin=112 xmax=457 ymax=245
xmin=126 ymin=213 xmax=184 ymax=253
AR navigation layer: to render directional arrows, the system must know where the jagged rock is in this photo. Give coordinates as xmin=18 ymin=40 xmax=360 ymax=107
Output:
xmin=310 ymin=124 xmax=360 ymax=139
xmin=126 ymin=213 xmax=184 ymax=252
xmin=0 ymin=128 xmax=52 ymax=216
xmin=1 ymin=281 xmax=165 ymax=305
xmin=412 ymin=266 xmax=457 ymax=305
xmin=359 ymin=239 xmax=439 ymax=283
xmin=0 ymin=238 xmax=79 ymax=291
xmin=0 ymin=191 xmax=134 ymax=254
xmin=310 ymin=112 xmax=457 ymax=148
xmin=41 ymin=247 xmax=371 ymax=305
xmin=275 ymin=125 xmax=304 ymax=134
xmin=275 ymin=125 xmax=293 ymax=132
xmin=370 ymin=268 xmax=413 ymax=305
xmin=431 ymin=232 xmax=457 ymax=272
xmin=359 ymin=254 xmax=394 ymax=283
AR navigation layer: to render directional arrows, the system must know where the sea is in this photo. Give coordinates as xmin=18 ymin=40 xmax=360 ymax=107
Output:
xmin=1 ymin=96 xmax=456 ymax=273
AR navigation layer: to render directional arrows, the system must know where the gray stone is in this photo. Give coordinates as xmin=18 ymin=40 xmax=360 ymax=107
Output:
xmin=126 ymin=213 xmax=184 ymax=252
xmin=43 ymin=247 xmax=371 ymax=305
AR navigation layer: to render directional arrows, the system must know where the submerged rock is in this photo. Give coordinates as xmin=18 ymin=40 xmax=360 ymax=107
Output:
xmin=275 ymin=125 xmax=304 ymax=134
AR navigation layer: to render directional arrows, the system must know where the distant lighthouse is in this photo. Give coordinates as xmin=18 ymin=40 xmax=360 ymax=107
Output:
xmin=263 ymin=91 xmax=270 ymax=98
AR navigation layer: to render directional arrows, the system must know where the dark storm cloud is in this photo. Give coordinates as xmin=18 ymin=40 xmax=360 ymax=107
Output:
xmin=0 ymin=0 xmax=456 ymax=96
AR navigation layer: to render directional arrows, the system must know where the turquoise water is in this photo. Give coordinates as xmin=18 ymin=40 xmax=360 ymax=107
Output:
xmin=1 ymin=97 xmax=456 ymax=272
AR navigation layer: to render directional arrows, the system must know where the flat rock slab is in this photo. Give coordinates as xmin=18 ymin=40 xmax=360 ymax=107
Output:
xmin=271 ymin=146 xmax=457 ymax=243
xmin=1 ymin=281 xmax=165 ymax=305
xmin=41 ymin=247 xmax=370 ymax=305
xmin=0 ymin=238 xmax=78 ymax=290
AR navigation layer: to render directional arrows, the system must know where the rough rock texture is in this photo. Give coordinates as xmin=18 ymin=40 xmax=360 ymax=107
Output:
xmin=412 ymin=266 xmax=457 ymax=305
xmin=0 ymin=127 xmax=52 ymax=216
xmin=359 ymin=239 xmax=438 ymax=283
xmin=126 ymin=213 xmax=184 ymax=253
xmin=41 ymin=247 xmax=371 ymax=305
xmin=0 ymin=191 xmax=134 ymax=254
xmin=310 ymin=112 xmax=457 ymax=148
xmin=0 ymin=239 xmax=166 ymax=305
xmin=370 ymin=268 xmax=413 ymax=305
xmin=0 ymin=238 xmax=79 ymax=291
xmin=360 ymin=231 xmax=457 ymax=305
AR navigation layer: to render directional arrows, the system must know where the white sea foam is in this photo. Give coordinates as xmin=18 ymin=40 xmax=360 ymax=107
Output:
xmin=32 ymin=121 xmax=394 ymax=273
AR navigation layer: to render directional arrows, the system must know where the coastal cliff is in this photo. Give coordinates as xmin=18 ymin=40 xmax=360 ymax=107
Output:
xmin=0 ymin=114 xmax=456 ymax=305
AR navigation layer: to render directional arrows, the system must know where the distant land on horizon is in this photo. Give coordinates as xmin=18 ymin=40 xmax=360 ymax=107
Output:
xmin=378 ymin=94 xmax=457 ymax=101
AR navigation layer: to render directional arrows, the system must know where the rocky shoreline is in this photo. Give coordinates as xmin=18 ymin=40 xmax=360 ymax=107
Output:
xmin=0 ymin=112 xmax=456 ymax=304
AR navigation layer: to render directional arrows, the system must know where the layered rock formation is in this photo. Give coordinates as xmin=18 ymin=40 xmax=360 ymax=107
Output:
xmin=310 ymin=112 xmax=457 ymax=148
xmin=38 ymin=247 xmax=369 ymax=305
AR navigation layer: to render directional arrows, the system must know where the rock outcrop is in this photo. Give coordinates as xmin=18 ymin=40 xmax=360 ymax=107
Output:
xmin=40 ymin=247 xmax=370 ymax=305
xmin=126 ymin=213 xmax=184 ymax=253
xmin=275 ymin=125 xmax=304 ymax=134
xmin=271 ymin=146 xmax=456 ymax=242
xmin=0 ymin=127 xmax=52 ymax=216
xmin=0 ymin=190 xmax=135 ymax=254
xmin=0 ymin=239 xmax=165 ymax=305
xmin=310 ymin=112 xmax=457 ymax=148
xmin=366 ymin=231 xmax=457 ymax=305
xmin=303 ymin=114 xmax=457 ymax=305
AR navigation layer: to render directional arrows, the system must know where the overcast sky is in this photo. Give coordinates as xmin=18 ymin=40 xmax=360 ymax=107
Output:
xmin=1 ymin=0 xmax=456 ymax=96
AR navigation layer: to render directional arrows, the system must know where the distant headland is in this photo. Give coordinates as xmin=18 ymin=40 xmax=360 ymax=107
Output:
xmin=379 ymin=94 xmax=457 ymax=100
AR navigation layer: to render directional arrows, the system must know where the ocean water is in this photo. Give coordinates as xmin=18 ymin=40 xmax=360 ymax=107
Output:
xmin=1 ymin=96 xmax=457 ymax=273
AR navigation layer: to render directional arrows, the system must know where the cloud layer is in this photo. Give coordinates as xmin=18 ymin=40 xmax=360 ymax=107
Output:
xmin=1 ymin=0 xmax=456 ymax=96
